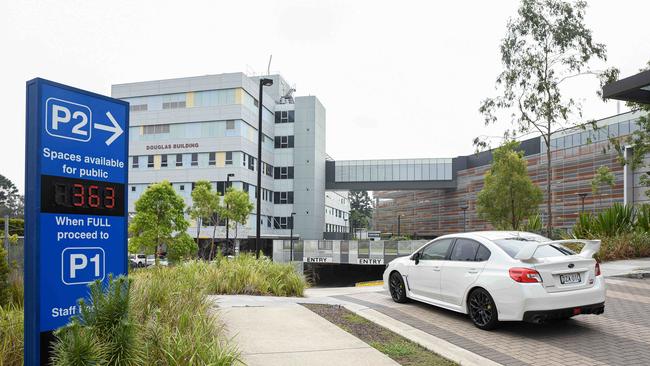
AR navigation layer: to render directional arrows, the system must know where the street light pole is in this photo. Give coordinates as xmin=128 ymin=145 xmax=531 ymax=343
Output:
xmin=578 ymin=193 xmax=588 ymax=213
xmin=225 ymin=173 xmax=234 ymax=255
xmin=460 ymin=205 xmax=469 ymax=232
xmin=343 ymin=218 xmax=348 ymax=240
xmin=397 ymin=215 xmax=401 ymax=237
xmin=289 ymin=212 xmax=296 ymax=262
xmin=256 ymin=78 xmax=273 ymax=259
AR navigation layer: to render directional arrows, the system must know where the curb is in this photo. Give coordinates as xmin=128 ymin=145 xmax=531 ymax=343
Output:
xmin=342 ymin=303 xmax=502 ymax=366
xmin=355 ymin=280 xmax=384 ymax=287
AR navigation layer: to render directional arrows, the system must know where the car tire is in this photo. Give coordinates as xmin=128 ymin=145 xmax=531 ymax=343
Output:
xmin=467 ymin=288 xmax=499 ymax=330
xmin=389 ymin=271 xmax=408 ymax=303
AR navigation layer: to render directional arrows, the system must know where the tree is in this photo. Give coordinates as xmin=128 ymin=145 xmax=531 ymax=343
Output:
xmin=348 ymin=190 xmax=373 ymax=231
xmin=222 ymin=188 xmax=254 ymax=255
xmin=610 ymin=62 xmax=650 ymax=197
xmin=128 ymin=181 xmax=196 ymax=264
xmin=0 ymin=245 xmax=9 ymax=307
xmin=478 ymin=0 xmax=618 ymax=237
xmin=591 ymin=165 xmax=615 ymax=209
xmin=0 ymin=174 xmax=23 ymax=217
xmin=187 ymin=181 xmax=223 ymax=259
xmin=477 ymin=141 xmax=543 ymax=230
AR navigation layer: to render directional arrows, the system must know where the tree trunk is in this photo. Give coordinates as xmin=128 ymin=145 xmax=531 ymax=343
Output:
xmin=196 ymin=217 xmax=201 ymax=258
xmin=210 ymin=217 xmax=217 ymax=260
xmin=546 ymin=137 xmax=553 ymax=238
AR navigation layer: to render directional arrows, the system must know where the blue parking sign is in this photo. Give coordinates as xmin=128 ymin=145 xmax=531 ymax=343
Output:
xmin=24 ymin=79 xmax=129 ymax=365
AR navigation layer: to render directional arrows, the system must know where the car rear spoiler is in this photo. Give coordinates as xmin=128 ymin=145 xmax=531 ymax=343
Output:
xmin=514 ymin=239 xmax=601 ymax=262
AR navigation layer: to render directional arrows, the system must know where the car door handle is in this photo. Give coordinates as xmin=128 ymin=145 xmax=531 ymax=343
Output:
xmin=432 ymin=266 xmax=441 ymax=271
xmin=467 ymin=269 xmax=479 ymax=274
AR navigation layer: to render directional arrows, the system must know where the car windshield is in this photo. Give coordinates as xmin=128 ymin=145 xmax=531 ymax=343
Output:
xmin=493 ymin=237 xmax=576 ymax=258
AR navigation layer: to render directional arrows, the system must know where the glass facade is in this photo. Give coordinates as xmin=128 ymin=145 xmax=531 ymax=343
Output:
xmin=334 ymin=158 xmax=453 ymax=182
xmin=545 ymin=117 xmax=639 ymax=152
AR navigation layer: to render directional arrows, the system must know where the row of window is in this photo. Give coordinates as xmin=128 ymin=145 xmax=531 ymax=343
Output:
xmin=547 ymin=118 xmax=640 ymax=152
xmin=130 ymin=152 xmax=274 ymax=177
xmin=418 ymin=238 xmax=491 ymax=262
xmin=325 ymin=224 xmax=347 ymax=233
xmin=334 ymin=159 xmax=453 ymax=182
xmin=326 ymin=206 xmax=347 ymax=219
xmin=273 ymin=166 xmax=295 ymax=180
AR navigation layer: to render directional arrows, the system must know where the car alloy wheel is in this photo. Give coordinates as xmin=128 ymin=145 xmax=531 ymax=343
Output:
xmin=389 ymin=272 xmax=408 ymax=303
xmin=468 ymin=288 xmax=499 ymax=330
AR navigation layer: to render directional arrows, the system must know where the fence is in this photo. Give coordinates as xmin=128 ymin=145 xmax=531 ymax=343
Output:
xmin=272 ymin=239 xmax=429 ymax=265
xmin=5 ymin=236 xmax=24 ymax=270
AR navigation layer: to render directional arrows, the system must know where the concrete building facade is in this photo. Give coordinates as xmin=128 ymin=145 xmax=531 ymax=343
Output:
xmin=111 ymin=73 xmax=349 ymax=247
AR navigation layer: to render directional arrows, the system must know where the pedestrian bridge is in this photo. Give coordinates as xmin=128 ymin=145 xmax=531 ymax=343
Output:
xmin=272 ymin=239 xmax=428 ymax=265
xmin=325 ymin=159 xmax=456 ymax=190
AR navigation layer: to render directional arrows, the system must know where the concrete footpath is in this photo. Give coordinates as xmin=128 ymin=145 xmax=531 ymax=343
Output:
xmin=599 ymin=257 xmax=650 ymax=277
xmin=213 ymin=295 xmax=399 ymax=366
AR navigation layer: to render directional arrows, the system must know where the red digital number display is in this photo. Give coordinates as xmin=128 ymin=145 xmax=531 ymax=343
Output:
xmin=43 ymin=175 xmax=124 ymax=216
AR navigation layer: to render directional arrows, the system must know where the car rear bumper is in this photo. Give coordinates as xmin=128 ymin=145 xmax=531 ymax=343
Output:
xmin=494 ymin=276 xmax=606 ymax=321
xmin=523 ymin=302 xmax=605 ymax=323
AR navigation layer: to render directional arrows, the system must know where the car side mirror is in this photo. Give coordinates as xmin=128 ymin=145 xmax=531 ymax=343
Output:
xmin=412 ymin=252 xmax=420 ymax=265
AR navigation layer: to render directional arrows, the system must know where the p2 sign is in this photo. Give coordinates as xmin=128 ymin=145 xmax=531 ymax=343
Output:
xmin=24 ymin=79 xmax=129 ymax=365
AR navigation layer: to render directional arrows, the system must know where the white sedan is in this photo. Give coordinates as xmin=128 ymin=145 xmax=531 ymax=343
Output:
xmin=383 ymin=231 xmax=606 ymax=330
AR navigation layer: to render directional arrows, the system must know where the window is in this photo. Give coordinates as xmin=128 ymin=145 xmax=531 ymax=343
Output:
xmin=131 ymin=186 xmax=136 ymax=192
xmin=274 ymin=191 xmax=294 ymax=204
xmin=273 ymin=216 xmax=293 ymax=229
xmin=274 ymin=166 xmax=294 ymax=179
xmin=179 ymin=185 xmax=185 ymax=191
xmin=176 ymin=154 xmax=183 ymax=167
xmin=226 ymin=120 xmax=235 ymax=130
xmin=243 ymin=183 xmax=249 ymax=193
xmin=132 ymin=156 xmax=139 ymax=168
xmin=275 ymin=110 xmax=295 ymax=123
xmin=274 ymin=136 xmax=295 ymax=148
xmin=191 ymin=153 xmax=198 ymax=167
xmin=129 ymin=104 xmax=147 ymax=112
xmin=216 ymin=181 xmax=226 ymax=195
xmin=449 ymin=239 xmax=480 ymax=261
xmin=242 ymin=153 xmax=247 ymax=167
xmin=263 ymin=162 xmax=273 ymax=177
xmin=475 ymin=245 xmax=491 ymax=262
xmin=225 ymin=152 xmax=233 ymax=165
xmin=493 ymin=237 xmax=575 ymax=259
xmin=209 ymin=152 xmax=216 ymax=166
xmin=420 ymin=239 xmax=453 ymax=260
xmin=143 ymin=124 xmax=170 ymax=134
xmin=248 ymin=156 xmax=255 ymax=171
xmin=161 ymin=155 xmax=168 ymax=168
xmin=147 ymin=155 xmax=154 ymax=168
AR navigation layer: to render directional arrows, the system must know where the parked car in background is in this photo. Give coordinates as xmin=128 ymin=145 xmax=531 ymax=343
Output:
xmin=129 ymin=253 xmax=148 ymax=267
xmin=384 ymin=231 xmax=605 ymax=330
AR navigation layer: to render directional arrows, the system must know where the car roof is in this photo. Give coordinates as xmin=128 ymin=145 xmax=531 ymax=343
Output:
xmin=437 ymin=231 xmax=549 ymax=242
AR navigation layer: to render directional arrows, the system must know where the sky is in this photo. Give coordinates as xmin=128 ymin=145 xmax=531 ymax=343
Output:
xmin=1 ymin=0 xmax=649 ymax=193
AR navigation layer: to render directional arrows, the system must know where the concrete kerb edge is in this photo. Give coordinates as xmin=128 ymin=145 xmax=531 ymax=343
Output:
xmin=342 ymin=303 xmax=503 ymax=366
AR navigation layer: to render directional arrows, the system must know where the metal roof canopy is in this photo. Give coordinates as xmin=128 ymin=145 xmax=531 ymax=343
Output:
xmin=603 ymin=69 xmax=650 ymax=104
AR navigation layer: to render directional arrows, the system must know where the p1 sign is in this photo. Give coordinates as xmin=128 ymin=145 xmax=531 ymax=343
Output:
xmin=25 ymin=79 xmax=129 ymax=365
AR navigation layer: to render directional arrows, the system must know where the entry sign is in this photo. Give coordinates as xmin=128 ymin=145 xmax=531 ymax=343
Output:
xmin=25 ymin=79 xmax=129 ymax=364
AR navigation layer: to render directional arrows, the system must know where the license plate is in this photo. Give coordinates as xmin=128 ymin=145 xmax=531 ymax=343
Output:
xmin=560 ymin=273 xmax=581 ymax=284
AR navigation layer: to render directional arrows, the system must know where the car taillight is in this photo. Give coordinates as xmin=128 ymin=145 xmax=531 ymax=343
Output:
xmin=595 ymin=261 xmax=601 ymax=276
xmin=509 ymin=267 xmax=543 ymax=283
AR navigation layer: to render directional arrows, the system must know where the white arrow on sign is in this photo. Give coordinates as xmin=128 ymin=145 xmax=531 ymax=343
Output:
xmin=94 ymin=111 xmax=123 ymax=146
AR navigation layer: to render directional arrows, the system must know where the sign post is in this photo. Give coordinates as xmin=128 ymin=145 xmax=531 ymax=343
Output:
xmin=24 ymin=79 xmax=129 ymax=364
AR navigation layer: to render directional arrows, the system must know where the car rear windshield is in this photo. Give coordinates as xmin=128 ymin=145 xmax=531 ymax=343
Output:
xmin=493 ymin=238 xmax=576 ymax=258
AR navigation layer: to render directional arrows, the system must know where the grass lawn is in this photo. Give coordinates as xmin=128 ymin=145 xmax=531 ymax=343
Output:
xmin=304 ymin=304 xmax=457 ymax=366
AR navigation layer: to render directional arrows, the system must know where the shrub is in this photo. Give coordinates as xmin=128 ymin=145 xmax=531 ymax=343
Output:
xmin=0 ymin=246 xmax=9 ymax=307
xmin=53 ymin=276 xmax=143 ymax=366
xmin=636 ymin=204 xmax=650 ymax=233
xmin=0 ymin=304 xmax=23 ymax=366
